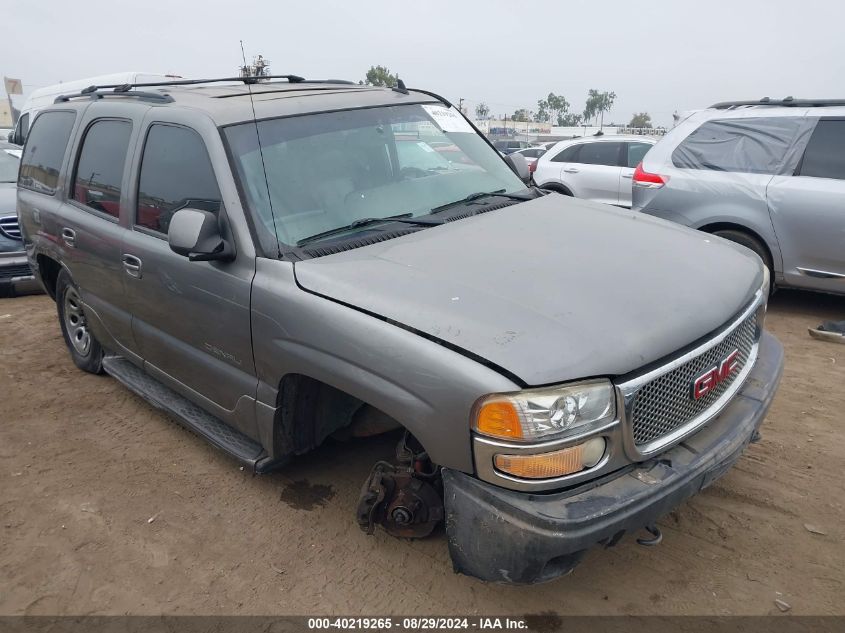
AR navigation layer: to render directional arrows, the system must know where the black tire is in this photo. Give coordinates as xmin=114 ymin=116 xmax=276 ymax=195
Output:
xmin=56 ymin=269 xmax=104 ymax=374
xmin=541 ymin=183 xmax=573 ymax=196
xmin=712 ymin=229 xmax=774 ymax=292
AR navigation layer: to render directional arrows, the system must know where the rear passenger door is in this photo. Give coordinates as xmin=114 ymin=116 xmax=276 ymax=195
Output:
xmin=767 ymin=118 xmax=845 ymax=292
xmin=566 ymin=141 xmax=624 ymax=205
xmin=619 ymin=141 xmax=653 ymax=207
xmin=121 ymin=114 xmax=259 ymax=434
xmin=19 ymin=106 xmax=138 ymax=356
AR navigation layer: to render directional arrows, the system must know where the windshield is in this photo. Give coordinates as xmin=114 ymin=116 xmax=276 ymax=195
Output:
xmin=224 ymin=103 xmax=525 ymax=250
xmin=0 ymin=149 xmax=19 ymax=183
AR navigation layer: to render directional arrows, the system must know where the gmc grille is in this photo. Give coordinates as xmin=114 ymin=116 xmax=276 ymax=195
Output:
xmin=621 ymin=306 xmax=761 ymax=455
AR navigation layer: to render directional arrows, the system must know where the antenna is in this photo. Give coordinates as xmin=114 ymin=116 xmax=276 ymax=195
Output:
xmin=240 ymin=40 xmax=283 ymax=257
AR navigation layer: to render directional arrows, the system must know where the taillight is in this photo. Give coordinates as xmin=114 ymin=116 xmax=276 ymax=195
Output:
xmin=632 ymin=162 xmax=668 ymax=188
xmin=528 ymin=160 xmax=537 ymax=174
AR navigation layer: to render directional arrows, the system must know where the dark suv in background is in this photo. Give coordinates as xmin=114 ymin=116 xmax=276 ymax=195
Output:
xmin=0 ymin=142 xmax=38 ymax=297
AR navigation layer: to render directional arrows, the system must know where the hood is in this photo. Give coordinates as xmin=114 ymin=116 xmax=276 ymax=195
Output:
xmin=294 ymin=195 xmax=763 ymax=386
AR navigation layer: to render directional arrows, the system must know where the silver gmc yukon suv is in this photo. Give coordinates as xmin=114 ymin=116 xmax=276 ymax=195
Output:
xmin=17 ymin=77 xmax=783 ymax=584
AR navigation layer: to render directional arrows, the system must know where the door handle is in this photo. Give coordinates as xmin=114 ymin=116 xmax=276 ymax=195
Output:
xmin=621 ymin=173 xmax=633 ymax=179
xmin=122 ymin=254 xmax=143 ymax=279
xmin=61 ymin=227 xmax=76 ymax=248
xmin=563 ymin=167 xmax=580 ymax=173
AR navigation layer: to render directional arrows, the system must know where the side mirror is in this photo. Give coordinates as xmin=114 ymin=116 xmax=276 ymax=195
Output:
xmin=6 ymin=132 xmax=12 ymax=143
xmin=168 ymin=208 xmax=234 ymax=262
xmin=504 ymin=152 xmax=531 ymax=184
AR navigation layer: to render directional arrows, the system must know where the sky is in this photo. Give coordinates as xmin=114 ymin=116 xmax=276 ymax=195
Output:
xmin=3 ymin=0 xmax=844 ymax=128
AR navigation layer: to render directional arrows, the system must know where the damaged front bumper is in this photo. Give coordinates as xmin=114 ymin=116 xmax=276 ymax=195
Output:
xmin=443 ymin=331 xmax=784 ymax=584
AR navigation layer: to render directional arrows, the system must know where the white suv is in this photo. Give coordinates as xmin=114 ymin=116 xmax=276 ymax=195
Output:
xmin=533 ymin=135 xmax=656 ymax=207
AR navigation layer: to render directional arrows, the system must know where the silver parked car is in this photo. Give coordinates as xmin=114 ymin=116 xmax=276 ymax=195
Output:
xmin=633 ymin=98 xmax=845 ymax=295
xmin=533 ymin=135 xmax=656 ymax=207
xmin=17 ymin=77 xmax=782 ymax=584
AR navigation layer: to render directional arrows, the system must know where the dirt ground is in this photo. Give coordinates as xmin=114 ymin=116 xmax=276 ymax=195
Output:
xmin=0 ymin=290 xmax=843 ymax=616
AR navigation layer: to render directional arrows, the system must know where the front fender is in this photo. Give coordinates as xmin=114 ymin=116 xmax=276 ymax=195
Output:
xmin=250 ymin=258 xmax=520 ymax=472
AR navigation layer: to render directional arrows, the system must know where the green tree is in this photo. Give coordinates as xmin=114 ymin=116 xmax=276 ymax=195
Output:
xmin=512 ymin=108 xmax=530 ymax=122
xmin=536 ymin=93 xmax=576 ymax=126
xmin=362 ymin=65 xmax=399 ymax=88
xmin=535 ymin=99 xmax=550 ymax=123
xmin=629 ymin=112 xmax=653 ymax=128
xmin=585 ymin=89 xmax=617 ymax=128
xmin=558 ymin=112 xmax=583 ymax=127
xmin=475 ymin=102 xmax=490 ymax=120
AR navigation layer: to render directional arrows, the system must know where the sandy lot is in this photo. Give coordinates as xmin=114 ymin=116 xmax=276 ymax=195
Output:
xmin=0 ymin=290 xmax=843 ymax=616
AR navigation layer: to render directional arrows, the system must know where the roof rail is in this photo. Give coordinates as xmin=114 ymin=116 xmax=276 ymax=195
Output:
xmin=54 ymin=90 xmax=174 ymax=104
xmin=51 ymin=75 xmax=366 ymax=105
xmin=710 ymin=97 xmax=845 ymax=109
xmin=85 ymin=75 xmax=307 ymax=91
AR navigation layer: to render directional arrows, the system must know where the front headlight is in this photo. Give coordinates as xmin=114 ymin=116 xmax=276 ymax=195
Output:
xmin=472 ymin=379 xmax=616 ymax=442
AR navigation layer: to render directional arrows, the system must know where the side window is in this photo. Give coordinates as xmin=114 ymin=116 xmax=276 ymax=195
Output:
xmin=626 ymin=142 xmax=652 ymax=168
xmin=18 ymin=111 xmax=76 ymax=194
xmin=671 ymin=117 xmax=802 ymax=174
xmin=577 ymin=142 xmax=623 ymax=166
xmin=137 ymin=125 xmax=221 ymax=234
xmin=551 ymin=144 xmax=581 ymax=163
xmin=72 ymin=120 xmax=132 ymax=219
xmin=797 ymin=120 xmax=845 ymax=180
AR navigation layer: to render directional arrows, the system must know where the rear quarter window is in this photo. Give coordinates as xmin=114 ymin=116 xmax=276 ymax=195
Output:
xmin=796 ymin=119 xmax=845 ymax=180
xmin=18 ymin=111 xmax=76 ymax=194
xmin=671 ymin=117 xmax=805 ymax=175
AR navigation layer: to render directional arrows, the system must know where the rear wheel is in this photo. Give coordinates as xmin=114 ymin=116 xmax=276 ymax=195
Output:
xmin=56 ymin=269 xmax=104 ymax=374
xmin=712 ymin=229 xmax=774 ymax=292
xmin=541 ymin=183 xmax=573 ymax=196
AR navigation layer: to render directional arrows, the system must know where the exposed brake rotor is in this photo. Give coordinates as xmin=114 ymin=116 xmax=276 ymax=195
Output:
xmin=356 ymin=432 xmax=443 ymax=539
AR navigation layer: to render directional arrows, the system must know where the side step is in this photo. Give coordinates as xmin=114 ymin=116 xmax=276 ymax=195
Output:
xmin=102 ymin=355 xmax=276 ymax=472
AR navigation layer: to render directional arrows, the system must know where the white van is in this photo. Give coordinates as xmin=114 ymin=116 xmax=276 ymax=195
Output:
xmin=8 ymin=72 xmax=181 ymax=145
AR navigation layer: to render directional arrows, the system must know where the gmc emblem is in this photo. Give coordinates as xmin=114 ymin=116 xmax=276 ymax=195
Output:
xmin=691 ymin=349 xmax=740 ymax=400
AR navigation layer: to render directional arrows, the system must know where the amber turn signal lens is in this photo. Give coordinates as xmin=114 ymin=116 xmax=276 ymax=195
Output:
xmin=475 ymin=400 xmax=523 ymax=440
xmin=494 ymin=438 xmax=606 ymax=479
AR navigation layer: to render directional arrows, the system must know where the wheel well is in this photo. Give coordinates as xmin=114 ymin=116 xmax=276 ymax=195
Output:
xmin=540 ymin=182 xmax=573 ymax=196
xmin=274 ymin=374 xmax=402 ymax=457
xmin=698 ymin=222 xmax=775 ymax=269
xmin=36 ymin=255 xmax=61 ymax=300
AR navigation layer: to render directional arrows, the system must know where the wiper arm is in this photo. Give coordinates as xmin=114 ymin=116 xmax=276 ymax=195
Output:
xmin=296 ymin=213 xmax=443 ymax=247
xmin=430 ymin=190 xmax=534 ymax=215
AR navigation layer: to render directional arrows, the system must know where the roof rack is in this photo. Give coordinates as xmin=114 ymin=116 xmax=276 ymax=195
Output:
xmin=710 ymin=97 xmax=845 ymax=109
xmin=52 ymin=75 xmax=364 ymax=105
xmin=55 ymin=90 xmax=174 ymax=104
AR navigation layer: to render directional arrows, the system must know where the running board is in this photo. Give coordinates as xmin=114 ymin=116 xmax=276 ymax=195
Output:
xmin=102 ymin=355 xmax=278 ymax=473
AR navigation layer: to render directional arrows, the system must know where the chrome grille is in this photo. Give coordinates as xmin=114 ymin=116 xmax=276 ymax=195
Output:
xmin=0 ymin=214 xmax=21 ymax=240
xmin=629 ymin=312 xmax=758 ymax=448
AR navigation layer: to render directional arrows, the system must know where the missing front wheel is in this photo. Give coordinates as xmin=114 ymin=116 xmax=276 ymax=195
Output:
xmin=355 ymin=432 xmax=443 ymax=539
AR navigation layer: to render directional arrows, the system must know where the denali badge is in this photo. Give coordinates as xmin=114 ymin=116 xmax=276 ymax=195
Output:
xmin=691 ymin=349 xmax=740 ymax=400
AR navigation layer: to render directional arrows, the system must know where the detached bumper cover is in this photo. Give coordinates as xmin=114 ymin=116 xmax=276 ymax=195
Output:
xmin=444 ymin=331 xmax=784 ymax=584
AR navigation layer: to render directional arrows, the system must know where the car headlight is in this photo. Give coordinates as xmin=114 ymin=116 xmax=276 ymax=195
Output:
xmin=472 ymin=379 xmax=616 ymax=442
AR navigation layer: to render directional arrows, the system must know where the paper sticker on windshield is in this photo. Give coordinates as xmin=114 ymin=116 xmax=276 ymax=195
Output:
xmin=422 ymin=105 xmax=474 ymax=134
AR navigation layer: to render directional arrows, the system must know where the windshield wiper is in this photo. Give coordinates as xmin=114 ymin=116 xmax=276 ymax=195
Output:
xmin=430 ymin=190 xmax=534 ymax=215
xmin=296 ymin=213 xmax=443 ymax=247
